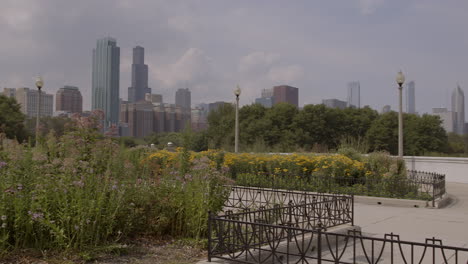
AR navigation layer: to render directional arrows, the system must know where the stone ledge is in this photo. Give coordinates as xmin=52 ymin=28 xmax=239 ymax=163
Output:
xmin=354 ymin=193 xmax=450 ymax=209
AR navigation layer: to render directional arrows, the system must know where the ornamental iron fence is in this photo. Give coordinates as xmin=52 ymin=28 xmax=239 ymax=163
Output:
xmin=208 ymin=217 xmax=468 ymax=263
xmin=236 ymin=170 xmax=446 ymax=207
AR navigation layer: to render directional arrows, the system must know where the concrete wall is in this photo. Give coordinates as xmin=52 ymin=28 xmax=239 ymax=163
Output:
xmin=404 ymin=156 xmax=468 ymax=183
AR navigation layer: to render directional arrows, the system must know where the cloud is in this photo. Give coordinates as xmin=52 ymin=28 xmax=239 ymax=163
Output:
xmin=357 ymin=0 xmax=385 ymax=15
xmin=267 ymin=65 xmax=304 ymax=84
xmin=238 ymin=51 xmax=280 ymax=74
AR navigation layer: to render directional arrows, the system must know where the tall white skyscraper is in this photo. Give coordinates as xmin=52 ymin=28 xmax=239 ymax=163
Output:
xmin=451 ymin=84 xmax=465 ymax=134
xmin=92 ymin=37 xmax=120 ymax=126
xmin=406 ymin=81 xmax=416 ymax=114
xmin=347 ymin=81 xmax=360 ymax=108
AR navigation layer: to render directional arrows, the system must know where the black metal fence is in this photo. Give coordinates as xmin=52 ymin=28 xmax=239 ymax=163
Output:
xmin=236 ymin=170 xmax=446 ymax=207
xmin=208 ymin=218 xmax=468 ymax=263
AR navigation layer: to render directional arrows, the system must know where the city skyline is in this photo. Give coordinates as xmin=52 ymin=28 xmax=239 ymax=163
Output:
xmin=1 ymin=1 xmax=468 ymax=116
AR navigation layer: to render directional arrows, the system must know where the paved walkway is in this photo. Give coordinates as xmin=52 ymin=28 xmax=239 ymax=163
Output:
xmin=354 ymin=182 xmax=468 ymax=248
xmin=200 ymin=182 xmax=468 ymax=263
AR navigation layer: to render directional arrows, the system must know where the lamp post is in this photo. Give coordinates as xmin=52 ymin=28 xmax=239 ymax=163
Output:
xmin=234 ymin=85 xmax=241 ymax=153
xmin=396 ymin=71 xmax=405 ymax=158
xmin=35 ymin=76 xmax=44 ymax=145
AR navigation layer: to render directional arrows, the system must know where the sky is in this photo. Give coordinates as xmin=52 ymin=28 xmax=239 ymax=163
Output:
xmin=1 ymin=0 xmax=468 ymax=114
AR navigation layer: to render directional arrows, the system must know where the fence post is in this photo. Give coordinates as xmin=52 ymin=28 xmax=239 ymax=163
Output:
xmin=317 ymin=228 xmax=322 ymax=264
xmin=352 ymin=194 xmax=355 ymax=226
xmin=208 ymin=211 xmax=212 ymax=262
xmin=432 ymin=175 xmax=436 ymax=208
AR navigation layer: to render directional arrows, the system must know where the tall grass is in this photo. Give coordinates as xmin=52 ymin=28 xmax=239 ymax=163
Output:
xmin=0 ymin=112 xmax=230 ymax=255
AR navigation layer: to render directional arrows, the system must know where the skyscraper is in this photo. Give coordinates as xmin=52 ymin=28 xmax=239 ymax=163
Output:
xmin=3 ymin=88 xmax=53 ymax=117
xmin=347 ymin=81 xmax=360 ymax=108
xmin=56 ymin=86 xmax=82 ymax=113
xmin=432 ymin=108 xmax=455 ymax=133
xmin=322 ymin=99 xmax=347 ymax=109
xmin=128 ymin=46 xmax=151 ymax=103
xmin=273 ymin=85 xmax=299 ymax=107
xmin=175 ymin=88 xmax=191 ymax=110
xmin=92 ymin=37 xmax=120 ymax=126
xmin=175 ymin=88 xmax=191 ymax=130
xmin=451 ymin=85 xmax=465 ymax=134
xmin=406 ymin=81 xmax=416 ymax=114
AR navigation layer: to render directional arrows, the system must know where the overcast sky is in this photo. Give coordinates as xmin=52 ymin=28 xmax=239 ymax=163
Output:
xmin=1 ymin=0 xmax=468 ymax=114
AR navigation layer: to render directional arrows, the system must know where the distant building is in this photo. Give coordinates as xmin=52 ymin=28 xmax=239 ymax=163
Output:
xmin=120 ymin=101 xmax=154 ymax=138
xmin=451 ymin=85 xmax=465 ymax=134
xmin=432 ymin=108 xmax=455 ymax=133
xmin=273 ymin=85 xmax=299 ymax=107
xmin=191 ymin=107 xmax=208 ymax=131
xmin=255 ymin=97 xmax=273 ymax=108
xmin=3 ymin=87 xmax=53 ymax=117
xmin=92 ymin=37 xmax=120 ymax=126
xmin=254 ymin=88 xmax=274 ymax=108
xmin=347 ymin=81 xmax=360 ymax=108
xmin=145 ymin=93 xmax=163 ymax=104
xmin=208 ymin=101 xmax=230 ymax=113
xmin=128 ymin=46 xmax=151 ymax=103
xmin=381 ymin=105 xmax=391 ymax=114
xmin=175 ymin=88 xmax=191 ymax=110
xmin=322 ymin=99 xmax=347 ymax=109
xmin=406 ymin=81 xmax=416 ymax=114
xmin=56 ymin=86 xmax=82 ymax=113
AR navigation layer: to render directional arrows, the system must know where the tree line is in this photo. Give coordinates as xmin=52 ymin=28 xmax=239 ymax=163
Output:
xmin=1 ymin=94 xmax=464 ymax=155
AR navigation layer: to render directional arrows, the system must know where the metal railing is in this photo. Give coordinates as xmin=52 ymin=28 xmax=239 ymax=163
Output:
xmin=236 ymin=170 xmax=446 ymax=207
xmin=209 ymin=217 xmax=468 ymax=263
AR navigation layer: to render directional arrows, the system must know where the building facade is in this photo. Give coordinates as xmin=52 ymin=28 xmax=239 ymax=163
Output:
xmin=3 ymin=87 xmax=53 ymax=118
xmin=92 ymin=37 xmax=120 ymax=126
xmin=255 ymin=88 xmax=274 ymax=108
xmin=273 ymin=85 xmax=299 ymax=107
xmin=433 ymin=108 xmax=455 ymax=133
xmin=451 ymin=85 xmax=465 ymax=134
xmin=322 ymin=99 xmax=347 ymax=109
xmin=347 ymin=81 xmax=360 ymax=108
xmin=56 ymin=86 xmax=82 ymax=113
xmin=128 ymin=46 xmax=151 ymax=103
xmin=406 ymin=81 xmax=416 ymax=114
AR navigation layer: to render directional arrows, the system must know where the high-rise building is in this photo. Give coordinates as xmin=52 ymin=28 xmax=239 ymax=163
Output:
xmin=145 ymin=93 xmax=163 ymax=104
xmin=347 ymin=81 xmax=360 ymax=108
xmin=322 ymin=99 xmax=347 ymax=109
xmin=2 ymin=87 xmax=53 ymax=117
xmin=175 ymin=88 xmax=191 ymax=110
xmin=255 ymin=88 xmax=274 ymax=108
xmin=451 ymin=85 xmax=465 ymax=134
xmin=128 ymin=46 xmax=151 ymax=103
xmin=92 ymin=37 xmax=120 ymax=126
xmin=432 ymin=108 xmax=455 ymax=133
xmin=56 ymin=86 xmax=82 ymax=113
xmin=273 ymin=85 xmax=299 ymax=107
xmin=175 ymin=88 xmax=191 ymax=130
xmin=381 ymin=105 xmax=391 ymax=114
xmin=120 ymin=100 xmax=154 ymax=138
xmin=406 ymin=81 xmax=416 ymax=114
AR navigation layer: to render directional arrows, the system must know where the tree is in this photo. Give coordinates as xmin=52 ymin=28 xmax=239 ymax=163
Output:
xmin=366 ymin=112 xmax=399 ymax=154
xmin=0 ymin=95 xmax=28 ymax=142
xmin=239 ymin=103 xmax=270 ymax=147
xmin=263 ymin=103 xmax=298 ymax=151
xmin=293 ymin=104 xmax=346 ymax=150
xmin=206 ymin=103 xmax=235 ymax=149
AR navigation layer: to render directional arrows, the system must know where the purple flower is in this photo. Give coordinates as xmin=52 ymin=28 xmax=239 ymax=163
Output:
xmin=72 ymin=180 xmax=85 ymax=188
xmin=28 ymin=211 xmax=44 ymax=221
xmin=0 ymin=161 xmax=7 ymax=169
xmin=17 ymin=184 xmax=23 ymax=190
xmin=112 ymin=184 xmax=118 ymax=190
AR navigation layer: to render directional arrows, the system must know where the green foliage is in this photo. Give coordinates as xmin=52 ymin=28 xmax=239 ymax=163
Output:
xmin=0 ymin=114 xmax=230 ymax=255
xmin=0 ymin=95 xmax=28 ymax=142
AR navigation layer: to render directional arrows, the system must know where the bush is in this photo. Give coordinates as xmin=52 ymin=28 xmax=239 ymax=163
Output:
xmin=0 ymin=112 xmax=230 ymax=255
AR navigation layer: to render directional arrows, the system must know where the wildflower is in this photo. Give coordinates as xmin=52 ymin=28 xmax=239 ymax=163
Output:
xmin=72 ymin=180 xmax=85 ymax=188
xmin=74 ymin=225 xmax=79 ymax=231
xmin=1 ymin=223 xmax=6 ymax=228
xmin=1 ymin=215 xmax=6 ymax=221
xmin=112 ymin=184 xmax=118 ymax=190
xmin=28 ymin=211 xmax=44 ymax=221
xmin=0 ymin=161 xmax=7 ymax=169
xmin=17 ymin=184 xmax=23 ymax=190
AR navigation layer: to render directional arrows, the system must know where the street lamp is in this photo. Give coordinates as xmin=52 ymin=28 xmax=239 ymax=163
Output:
xmin=395 ymin=71 xmax=405 ymax=158
xmin=234 ymin=85 xmax=241 ymax=153
xmin=35 ymin=76 xmax=44 ymax=145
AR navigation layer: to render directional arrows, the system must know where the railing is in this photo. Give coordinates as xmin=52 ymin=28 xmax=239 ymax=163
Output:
xmin=236 ymin=170 xmax=446 ymax=207
xmin=209 ymin=217 xmax=468 ymax=263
